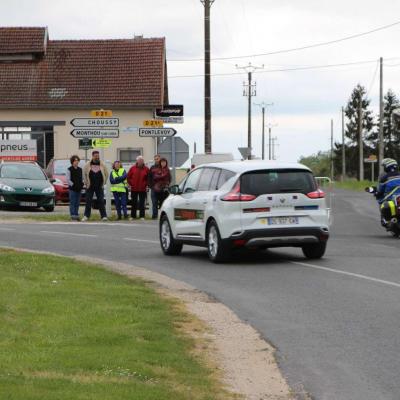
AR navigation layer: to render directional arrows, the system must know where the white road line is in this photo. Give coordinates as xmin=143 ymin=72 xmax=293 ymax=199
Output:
xmin=291 ymin=261 xmax=400 ymax=289
xmin=0 ymin=227 xmax=16 ymax=231
xmin=40 ymin=231 xmax=97 ymax=238
xmin=123 ymin=237 xmax=158 ymax=244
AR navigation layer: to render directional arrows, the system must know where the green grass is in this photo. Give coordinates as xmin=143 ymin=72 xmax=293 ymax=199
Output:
xmin=333 ymin=179 xmax=375 ymax=191
xmin=0 ymin=249 xmax=229 ymax=400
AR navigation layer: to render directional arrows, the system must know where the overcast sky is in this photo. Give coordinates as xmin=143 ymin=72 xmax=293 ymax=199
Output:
xmin=2 ymin=0 xmax=400 ymax=162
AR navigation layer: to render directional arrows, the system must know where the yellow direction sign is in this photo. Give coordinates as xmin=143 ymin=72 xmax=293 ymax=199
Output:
xmin=92 ymin=139 xmax=112 ymax=148
xmin=91 ymin=110 xmax=113 ymax=117
xmin=143 ymin=119 xmax=164 ymax=128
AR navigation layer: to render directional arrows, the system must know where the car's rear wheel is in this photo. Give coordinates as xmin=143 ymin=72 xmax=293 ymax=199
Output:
xmin=159 ymin=215 xmax=183 ymax=255
xmin=207 ymin=220 xmax=231 ymax=263
xmin=302 ymin=242 xmax=327 ymax=259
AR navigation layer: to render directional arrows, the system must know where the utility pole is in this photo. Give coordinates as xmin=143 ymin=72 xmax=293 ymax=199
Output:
xmin=267 ymin=123 xmax=278 ymax=160
xmin=271 ymin=137 xmax=279 ymax=160
xmin=237 ymin=63 xmax=264 ymax=159
xmin=379 ymin=57 xmax=384 ymax=173
xmin=200 ymin=0 xmax=215 ymax=154
xmin=331 ymin=119 xmax=334 ymax=181
xmin=341 ymin=106 xmax=345 ymax=182
xmin=358 ymin=100 xmax=364 ymax=181
xmin=254 ymin=102 xmax=273 ymax=160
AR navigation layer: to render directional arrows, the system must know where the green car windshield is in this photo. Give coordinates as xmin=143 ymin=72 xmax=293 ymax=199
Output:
xmin=0 ymin=164 xmax=47 ymax=180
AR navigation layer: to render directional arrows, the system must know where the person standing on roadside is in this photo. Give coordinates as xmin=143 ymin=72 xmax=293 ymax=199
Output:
xmin=148 ymin=154 xmax=161 ymax=219
xmin=127 ymin=155 xmax=149 ymax=220
xmin=152 ymin=157 xmax=171 ymax=215
xmin=66 ymin=155 xmax=84 ymax=221
xmin=82 ymin=150 xmax=108 ymax=222
xmin=110 ymin=160 xmax=129 ymax=220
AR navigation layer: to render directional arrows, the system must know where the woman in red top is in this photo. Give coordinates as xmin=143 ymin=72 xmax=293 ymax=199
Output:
xmin=151 ymin=158 xmax=171 ymax=215
xmin=127 ymin=156 xmax=149 ymax=219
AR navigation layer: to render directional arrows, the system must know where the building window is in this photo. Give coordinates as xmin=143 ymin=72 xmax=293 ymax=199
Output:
xmin=118 ymin=148 xmax=142 ymax=163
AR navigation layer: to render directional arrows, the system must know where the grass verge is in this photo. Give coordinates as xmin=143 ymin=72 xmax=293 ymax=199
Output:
xmin=0 ymin=249 xmax=231 ymax=400
xmin=333 ymin=180 xmax=375 ymax=191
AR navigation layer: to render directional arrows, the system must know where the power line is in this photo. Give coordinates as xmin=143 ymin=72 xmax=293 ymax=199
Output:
xmin=168 ymin=20 xmax=400 ymax=62
xmin=169 ymin=57 xmax=400 ymax=79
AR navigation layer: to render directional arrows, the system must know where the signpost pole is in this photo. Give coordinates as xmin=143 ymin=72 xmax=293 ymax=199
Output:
xmin=171 ymin=136 xmax=176 ymax=185
xmin=372 ymin=161 xmax=374 ymax=182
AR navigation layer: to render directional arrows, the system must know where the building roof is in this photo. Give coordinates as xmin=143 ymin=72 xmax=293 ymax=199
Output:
xmin=0 ymin=27 xmax=168 ymax=109
xmin=0 ymin=27 xmax=47 ymax=54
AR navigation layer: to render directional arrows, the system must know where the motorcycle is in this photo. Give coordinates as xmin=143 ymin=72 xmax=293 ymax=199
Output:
xmin=365 ymin=186 xmax=400 ymax=237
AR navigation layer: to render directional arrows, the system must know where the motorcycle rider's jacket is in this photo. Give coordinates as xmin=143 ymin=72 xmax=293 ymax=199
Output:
xmin=376 ymin=170 xmax=400 ymax=204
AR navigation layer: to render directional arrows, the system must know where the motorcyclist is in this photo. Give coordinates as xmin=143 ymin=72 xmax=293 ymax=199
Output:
xmin=376 ymin=158 xmax=400 ymax=226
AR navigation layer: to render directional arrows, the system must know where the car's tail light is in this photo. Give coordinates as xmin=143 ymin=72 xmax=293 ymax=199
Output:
xmin=306 ymin=189 xmax=325 ymax=199
xmin=221 ymin=181 xmax=257 ymax=202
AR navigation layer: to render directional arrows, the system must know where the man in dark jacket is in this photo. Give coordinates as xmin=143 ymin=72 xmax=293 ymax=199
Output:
xmin=66 ymin=155 xmax=84 ymax=221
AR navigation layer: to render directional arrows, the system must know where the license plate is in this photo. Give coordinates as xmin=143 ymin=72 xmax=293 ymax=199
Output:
xmin=268 ymin=216 xmax=299 ymax=225
xmin=20 ymin=201 xmax=37 ymax=207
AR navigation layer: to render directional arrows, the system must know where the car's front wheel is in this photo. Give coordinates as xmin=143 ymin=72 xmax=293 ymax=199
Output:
xmin=302 ymin=242 xmax=327 ymax=259
xmin=159 ymin=215 xmax=183 ymax=255
xmin=207 ymin=220 xmax=231 ymax=263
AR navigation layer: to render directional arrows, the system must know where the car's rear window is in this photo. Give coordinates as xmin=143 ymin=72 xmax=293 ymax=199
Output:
xmin=240 ymin=169 xmax=316 ymax=195
xmin=54 ymin=160 xmax=85 ymax=175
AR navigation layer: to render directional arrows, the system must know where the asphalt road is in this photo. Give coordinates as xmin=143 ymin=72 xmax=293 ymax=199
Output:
xmin=1 ymin=189 xmax=400 ymax=400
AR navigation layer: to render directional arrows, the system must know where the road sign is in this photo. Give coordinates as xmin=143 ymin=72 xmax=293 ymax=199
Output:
xmin=155 ymin=105 xmax=184 ymax=118
xmin=364 ymin=157 xmax=378 ymax=163
xmin=158 ymin=136 xmax=189 ymax=167
xmin=91 ymin=110 xmax=113 ymax=117
xmin=143 ymin=120 xmax=164 ymax=127
xmin=157 ymin=116 xmax=184 ymax=124
xmin=70 ymin=118 xmax=119 ymax=127
xmin=121 ymin=126 xmax=139 ymax=134
xmin=238 ymin=147 xmax=251 ymax=159
xmin=93 ymin=139 xmax=112 ymax=148
xmin=138 ymin=128 xmax=177 ymax=137
xmin=79 ymin=138 xmax=93 ymax=150
xmin=70 ymin=129 xmax=119 ymax=138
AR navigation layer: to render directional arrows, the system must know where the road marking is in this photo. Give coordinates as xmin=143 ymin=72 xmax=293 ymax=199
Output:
xmin=0 ymin=227 xmax=16 ymax=231
xmin=40 ymin=231 xmax=97 ymax=238
xmin=291 ymin=261 xmax=400 ymax=289
xmin=123 ymin=237 xmax=158 ymax=244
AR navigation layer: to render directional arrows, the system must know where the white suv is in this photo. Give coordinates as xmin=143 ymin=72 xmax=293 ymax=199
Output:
xmin=159 ymin=161 xmax=330 ymax=263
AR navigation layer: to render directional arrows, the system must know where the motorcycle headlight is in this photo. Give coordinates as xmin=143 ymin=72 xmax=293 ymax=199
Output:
xmin=42 ymin=186 xmax=55 ymax=194
xmin=0 ymin=183 xmax=15 ymax=192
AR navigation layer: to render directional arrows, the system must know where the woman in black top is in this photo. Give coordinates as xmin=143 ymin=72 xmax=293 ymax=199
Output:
xmin=66 ymin=155 xmax=84 ymax=221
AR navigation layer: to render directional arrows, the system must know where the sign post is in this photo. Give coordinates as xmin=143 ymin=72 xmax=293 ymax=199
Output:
xmin=364 ymin=155 xmax=378 ymax=182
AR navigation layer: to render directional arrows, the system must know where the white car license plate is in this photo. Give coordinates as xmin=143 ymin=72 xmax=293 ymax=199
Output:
xmin=268 ymin=216 xmax=299 ymax=225
xmin=20 ymin=201 xmax=37 ymax=207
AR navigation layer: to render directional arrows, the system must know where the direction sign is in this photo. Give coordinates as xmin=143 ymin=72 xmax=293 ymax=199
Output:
xmin=79 ymin=138 xmax=93 ymax=150
xmin=70 ymin=129 xmax=119 ymax=138
xmin=143 ymin=120 xmax=164 ymax=127
xmin=138 ymin=128 xmax=177 ymax=137
xmin=91 ymin=110 xmax=113 ymax=117
xmin=70 ymin=118 xmax=119 ymax=127
xmin=93 ymin=139 xmax=112 ymax=148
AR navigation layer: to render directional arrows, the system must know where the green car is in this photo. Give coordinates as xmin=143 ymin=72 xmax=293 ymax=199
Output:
xmin=0 ymin=162 xmax=55 ymax=211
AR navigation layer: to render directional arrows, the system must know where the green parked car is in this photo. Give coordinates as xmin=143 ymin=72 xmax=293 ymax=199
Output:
xmin=0 ymin=162 xmax=55 ymax=211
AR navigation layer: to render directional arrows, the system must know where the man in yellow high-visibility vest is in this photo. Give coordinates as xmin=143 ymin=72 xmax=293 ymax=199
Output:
xmin=110 ymin=160 xmax=128 ymax=220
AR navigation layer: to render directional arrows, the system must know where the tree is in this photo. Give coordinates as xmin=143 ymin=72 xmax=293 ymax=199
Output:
xmin=343 ymin=84 xmax=375 ymax=180
xmin=380 ymin=89 xmax=400 ymax=161
xmin=299 ymin=151 xmax=331 ymax=177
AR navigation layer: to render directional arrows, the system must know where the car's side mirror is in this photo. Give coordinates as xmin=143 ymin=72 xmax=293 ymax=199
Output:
xmin=50 ymin=178 xmax=56 ymax=184
xmin=168 ymin=185 xmax=182 ymax=195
